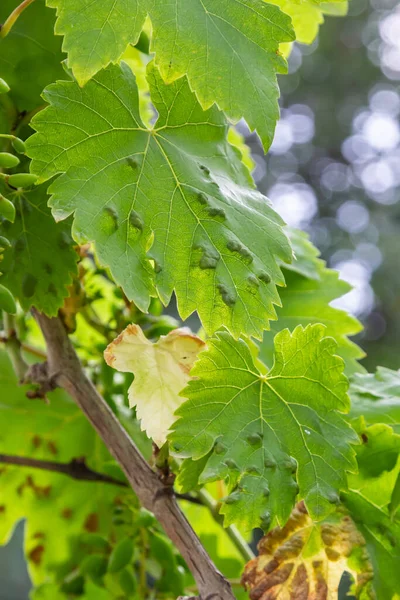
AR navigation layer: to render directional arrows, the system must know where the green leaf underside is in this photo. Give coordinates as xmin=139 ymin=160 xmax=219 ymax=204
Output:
xmin=282 ymin=227 xmax=321 ymax=280
xmin=0 ymin=0 xmax=65 ymax=112
xmin=259 ymin=258 xmax=364 ymax=375
xmin=46 ymin=0 xmax=295 ymax=150
xmin=0 ymin=184 xmax=78 ymax=316
xmin=349 ymin=367 xmax=400 ymax=433
xmin=344 ymin=367 xmax=400 ymax=599
xmin=170 ymin=324 xmax=357 ymax=531
xmin=344 ymin=465 xmax=400 ymax=600
xmin=0 ymin=350 xmax=125 ymax=584
xmin=269 ymin=0 xmax=348 ymax=46
xmin=27 ymin=61 xmax=292 ymax=339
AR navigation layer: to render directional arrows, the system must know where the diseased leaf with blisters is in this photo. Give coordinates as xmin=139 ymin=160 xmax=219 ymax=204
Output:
xmin=170 ymin=324 xmax=357 ymax=531
xmin=45 ymin=0 xmax=295 ymax=149
xmin=27 ymin=61 xmax=293 ymax=338
xmin=104 ymin=324 xmax=205 ymax=446
xmin=259 ymin=250 xmax=364 ymax=375
xmin=242 ymin=502 xmax=374 ymax=600
xmin=0 ymin=350 xmax=128 ymax=584
xmin=0 ymin=184 xmax=78 ymax=315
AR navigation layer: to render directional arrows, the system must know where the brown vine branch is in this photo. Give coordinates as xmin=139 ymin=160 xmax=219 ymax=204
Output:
xmin=0 ymin=452 xmax=203 ymax=505
xmin=31 ymin=309 xmax=234 ymax=600
xmin=0 ymin=0 xmax=36 ymax=38
xmin=0 ymin=454 xmax=128 ymax=487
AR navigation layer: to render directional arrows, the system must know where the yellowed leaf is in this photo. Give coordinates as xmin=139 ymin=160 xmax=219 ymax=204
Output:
xmin=242 ymin=502 xmax=374 ymax=600
xmin=104 ymin=325 xmax=205 ymax=446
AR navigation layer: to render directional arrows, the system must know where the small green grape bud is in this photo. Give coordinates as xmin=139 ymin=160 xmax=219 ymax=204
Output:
xmin=11 ymin=137 xmax=26 ymax=154
xmin=0 ymin=284 xmax=17 ymax=315
xmin=0 ymin=152 xmax=20 ymax=168
xmin=7 ymin=173 xmax=38 ymax=189
xmin=0 ymin=235 xmax=11 ymax=248
xmin=119 ymin=568 xmax=137 ymax=595
xmin=80 ymin=554 xmax=108 ymax=584
xmin=0 ymin=195 xmax=16 ymax=222
xmin=107 ymin=537 xmax=134 ymax=573
xmin=0 ymin=78 xmax=10 ymax=94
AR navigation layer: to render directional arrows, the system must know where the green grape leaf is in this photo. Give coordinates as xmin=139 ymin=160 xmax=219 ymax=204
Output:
xmin=259 ymin=258 xmax=364 ymax=375
xmin=175 ymin=454 xmax=211 ymax=494
xmin=348 ymin=367 xmax=400 ymax=479
xmin=0 ymin=0 xmax=65 ymax=112
xmin=344 ymin=368 xmax=400 ymax=598
xmin=242 ymin=502 xmax=374 ymax=599
xmin=170 ymin=324 xmax=357 ymax=531
xmin=353 ymin=422 xmax=400 ymax=478
xmin=0 ymin=184 xmax=78 ymax=315
xmin=389 ymin=471 xmax=400 ymax=519
xmin=282 ymin=227 xmax=321 ymax=280
xmin=0 ymin=350 xmax=128 ymax=584
xmin=45 ymin=1 xmax=295 ymax=150
xmin=150 ymin=1 xmax=294 ymax=151
xmin=349 ymin=367 xmax=400 ymax=432
xmin=26 ymin=61 xmax=293 ymax=338
xmin=47 ymin=0 xmax=146 ymax=87
xmin=268 ymin=0 xmax=347 ymax=46
xmin=344 ymin=468 xmax=400 ymax=600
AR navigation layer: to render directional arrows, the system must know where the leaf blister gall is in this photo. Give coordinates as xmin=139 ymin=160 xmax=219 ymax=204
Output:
xmin=22 ymin=273 xmax=38 ymax=298
xmin=217 ymin=283 xmax=236 ymax=306
xmin=26 ymin=62 xmax=293 ymax=337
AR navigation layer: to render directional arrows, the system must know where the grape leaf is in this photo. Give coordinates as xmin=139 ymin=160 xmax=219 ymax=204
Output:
xmin=0 ymin=0 xmax=65 ymax=111
xmin=47 ymin=0 xmax=146 ymax=88
xmin=104 ymin=324 xmax=205 ymax=446
xmin=259 ymin=260 xmax=364 ymax=375
xmin=169 ymin=324 xmax=357 ymax=531
xmin=343 ymin=368 xmax=400 ymax=598
xmin=349 ymin=367 xmax=400 ymax=432
xmin=353 ymin=422 xmax=400 ymax=478
xmin=45 ymin=0 xmax=295 ymax=150
xmin=0 ymin=184 xmax=78 ymax=315
xmin=282 ymin=227 xmax=321 ymax=280
xmin=348 ymin=367 xmax=400 ymax=479
xmin=344 ymin=469 xmax=400 ymax=600
xmin=0 ymin=350 xmax=128 ymax=584
xmin=242 ymin=502 xmax=374 ymax=599
xmin=150 ymin=0 xmax=295 ymax=151
xmin=26 ymin=61 xmax=293 ymax=339
xmin=269 ymin=0 xmax=347 ymax=46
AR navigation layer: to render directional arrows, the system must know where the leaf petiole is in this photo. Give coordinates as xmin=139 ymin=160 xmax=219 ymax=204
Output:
xmin=0 ymin=0 xmax=36 ymax=38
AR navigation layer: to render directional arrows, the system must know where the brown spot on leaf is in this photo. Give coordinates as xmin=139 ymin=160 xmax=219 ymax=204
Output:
xmin=0 ymin=505 xmax=5 ymax=513
xmin=61 ymin=508 xmax=73 ymax=520
xmin=29 ymin=544 xmax=44 ymax=565
xmin=47 ymin=441 xmax=58 ymax=455
xmin=290 ymin=564 xmax=309 ymax=600
xmin=32 ymin=435 xmax=42 ymax=448
xmin=18 ymin=475 xmax=52 ymax=498
xmin=84 ymin=513 xmax=99 ymax=532
xmin=32 ymin=532 xmax=45 ymax=539
xmin=242 ymin=503 xmax=374 ymax=600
